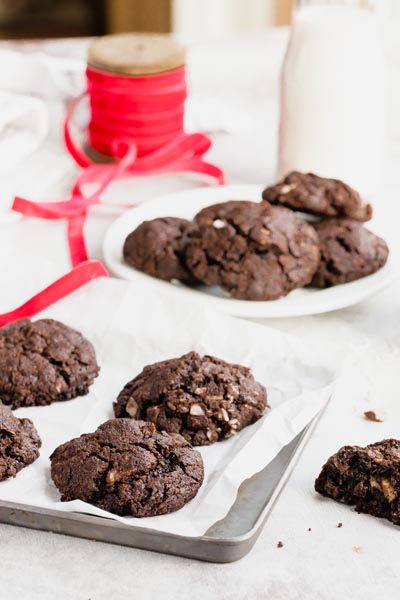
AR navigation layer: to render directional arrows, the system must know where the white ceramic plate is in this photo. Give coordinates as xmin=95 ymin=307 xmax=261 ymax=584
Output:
xmin=103 ymin=184 xmax=399 ymax=318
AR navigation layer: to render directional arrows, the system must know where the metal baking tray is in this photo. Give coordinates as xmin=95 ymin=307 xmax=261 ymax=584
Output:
xmin=0 ymin=419 xmax=318 ymax=563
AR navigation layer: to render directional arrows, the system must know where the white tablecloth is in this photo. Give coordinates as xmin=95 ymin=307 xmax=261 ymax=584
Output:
xmin=0 ymin=27 xmax=400 ymax=600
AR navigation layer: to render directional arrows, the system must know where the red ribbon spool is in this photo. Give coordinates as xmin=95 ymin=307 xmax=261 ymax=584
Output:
xmin=87 ymin=66 xmax=187 ymax=158
xmin=13 ymin=51 xmax=225 ymax=267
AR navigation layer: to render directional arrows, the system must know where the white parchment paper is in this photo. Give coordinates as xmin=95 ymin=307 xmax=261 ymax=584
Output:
xmin=0 ymin=278 xmax=338 ymax=537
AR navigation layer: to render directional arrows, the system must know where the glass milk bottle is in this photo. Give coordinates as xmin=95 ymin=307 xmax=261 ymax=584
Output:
xmin=278 ymin=0 xmax=385 ymax=197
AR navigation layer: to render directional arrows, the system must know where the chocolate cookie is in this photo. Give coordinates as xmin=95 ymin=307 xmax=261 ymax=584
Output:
xmin=315 ymin=439 xmax=400 ymax=525
xmin=0 ymin=401 xmax=41 ymax=480
xmin=311 ymin=218 xmax=388 ymax=287
xmin=262 ymin=172 xmax=372 ymax=222
xmin=114 ymin=351 xmax=268 ymax=446
xmin=186 ymin=201 xmax=320 ymax=300
xmin=123 ymin=217 xmax=196 ymax=282
xmin=50 ymin=419 xmax=204 ymax=517
xmin=0 ymin=318 xmax=99 ymax=409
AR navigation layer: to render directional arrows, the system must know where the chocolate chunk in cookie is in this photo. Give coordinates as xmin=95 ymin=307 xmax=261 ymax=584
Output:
xmin=311 ymin=218 xmax=388 ymax=287
xmin=50 ymin=419 xmax=204 ymax=517
xmin=123 ymin=217 xmax=196 ymax=282
xmin=114 ymin=351 xmax=268 ymax=446
xmin=262 ymin=172 xmax=372 ymax=222
xmin=0 ymin=318 xmax=99 ymax=409
xmin=0 ymin=401 xmax=41 ymax=480
xmin=315 ymin=439 xmax=400 ymax=525
xmin=186 ymin=201 xmax=320 ymax=301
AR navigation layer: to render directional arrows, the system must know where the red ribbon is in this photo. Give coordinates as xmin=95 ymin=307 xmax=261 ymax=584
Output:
xmin=87 ymin=66 xmax=187 ymax=158
xmin=12 ymin=65 xmax=225 ymax=267
xmin=0 ymin=260 xmax=108 ymax=327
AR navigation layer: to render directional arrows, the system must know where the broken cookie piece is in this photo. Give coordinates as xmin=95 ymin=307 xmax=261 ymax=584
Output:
xmin=315 ymin=439 xmax=400 ymax=525
xmin=123 ymin=217 xmax=197 ymax=282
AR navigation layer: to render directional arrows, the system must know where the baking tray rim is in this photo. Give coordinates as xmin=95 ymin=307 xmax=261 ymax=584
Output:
xmin=0 ymin=403 xmax=328 ymax=561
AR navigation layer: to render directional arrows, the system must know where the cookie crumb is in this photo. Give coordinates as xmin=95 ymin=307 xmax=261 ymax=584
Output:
xmin=337 ymin=522 xmax=343 ymax=528
xmin=277 ymin=541 xmax=284 ymax=548
xmin=364 ymin=409 xmax=385 ymax=422
xmin=352 ymin=546 xmax=363 ymax=554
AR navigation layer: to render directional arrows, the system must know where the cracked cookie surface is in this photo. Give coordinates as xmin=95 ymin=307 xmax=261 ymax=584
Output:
xmin=311 ymin=218 xmax=388 ymax=287
xmin=123 ymin=217 xmax=197 ymax=282
xmin=0 ymin=318 xmax=99 ymax=408
xmin=50 ymin=419 xmax=204 ymax=517
xmin=262 ymin=171 xmax=372 ymax=222
xmin=114 ymin=351 xmax=268 ymax=446
xmin=0 ymin=401 xmax=41 ymax=480
xmin=185 ymin=201 xmax=320 ymax=300
xmin=315 ymin=439 xmax=400 ymax=525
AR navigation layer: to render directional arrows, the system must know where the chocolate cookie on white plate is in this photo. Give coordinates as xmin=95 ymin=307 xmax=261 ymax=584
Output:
xmin=262 ymin=171 xmax=372 ymax=222
xmin=311 ymin=218 xmax=389 ymax=287
xmin=185 ymin=201 xmax=320 ymax=300
xmin=123 ymin=217 xmax=197 ymax=282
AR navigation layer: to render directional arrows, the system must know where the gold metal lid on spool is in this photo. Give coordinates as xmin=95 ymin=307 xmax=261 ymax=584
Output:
xmin=88 ymin=33 xmax=186 ymax=76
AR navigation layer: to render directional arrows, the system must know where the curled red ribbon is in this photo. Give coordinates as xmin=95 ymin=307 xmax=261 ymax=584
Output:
xmin=0 ymin=260 xmax=108 ymax=327
xmin=12 ymin=65 xmax=225 ymax=267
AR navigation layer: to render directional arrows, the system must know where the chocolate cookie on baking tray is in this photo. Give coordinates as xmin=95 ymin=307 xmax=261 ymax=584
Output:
xmin=0 ymin=401 xmax=41 ymax=481
xmin=50 ymin=418 xmax=204 ymax=517
xmin=114 ymin=351 xmax=268 ymax=446
xmin=0 ymin=318 xmax=99 ymax=408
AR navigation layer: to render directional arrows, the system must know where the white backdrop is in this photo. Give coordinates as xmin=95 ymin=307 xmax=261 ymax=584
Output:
xmin=172 ymin=0 xmax=400 ymax=34
xmin=172 ymin=0 xmax=281 ymax=35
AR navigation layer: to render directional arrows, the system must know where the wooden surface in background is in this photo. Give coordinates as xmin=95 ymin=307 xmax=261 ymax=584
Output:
xmin=106 ymin=0 xmax=171 ymax=33
xmin=275 ymin=0 xmax=295 ymax=25
xmin=105 ymin=0 xmax=294 ymax=35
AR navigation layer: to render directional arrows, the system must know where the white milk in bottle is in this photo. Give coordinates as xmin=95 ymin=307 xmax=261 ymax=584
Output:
xmin=278 ymin=1 xmax=385 ymax=197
